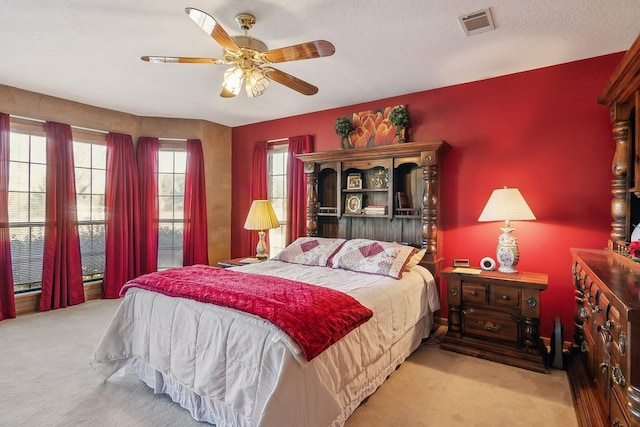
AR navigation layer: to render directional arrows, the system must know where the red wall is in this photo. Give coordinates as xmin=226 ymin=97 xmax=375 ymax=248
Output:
xmin=232 ymin=52 xmax=624 ymax=338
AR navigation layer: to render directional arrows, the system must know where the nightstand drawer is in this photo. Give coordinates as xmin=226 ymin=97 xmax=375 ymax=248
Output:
xmin=462 ymin=283 xmax=487 ymax=304
xmin=463 ymin=308 xmax=519 ymax=344
xmin=491 ymin=285 xmax=520 ymax=308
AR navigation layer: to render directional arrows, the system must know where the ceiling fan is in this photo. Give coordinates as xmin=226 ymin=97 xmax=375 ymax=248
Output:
xmin=141 ymin=8 xmax=336 ymax=98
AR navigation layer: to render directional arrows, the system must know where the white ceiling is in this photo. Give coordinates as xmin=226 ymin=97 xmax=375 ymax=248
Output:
xmin=2 ymin=0 xmax=639 ymax=127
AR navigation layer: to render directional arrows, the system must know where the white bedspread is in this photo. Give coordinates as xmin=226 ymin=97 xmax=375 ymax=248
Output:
xmin=91 ymin=261 xmax=439 ymax=427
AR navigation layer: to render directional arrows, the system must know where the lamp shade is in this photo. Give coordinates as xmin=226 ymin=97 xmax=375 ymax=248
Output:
xmin=478 ymin=188 xmax=536 ymax=222
xmin=244 ymin=200 xmax=280 ymax=231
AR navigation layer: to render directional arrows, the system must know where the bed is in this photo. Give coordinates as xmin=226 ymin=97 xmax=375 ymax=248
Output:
xmin=91 ymin=237 xmax=440 ymax=426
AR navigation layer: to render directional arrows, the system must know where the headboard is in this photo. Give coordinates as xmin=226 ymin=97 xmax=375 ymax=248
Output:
xmin=297 ymin=141 xmax=449 ymax=280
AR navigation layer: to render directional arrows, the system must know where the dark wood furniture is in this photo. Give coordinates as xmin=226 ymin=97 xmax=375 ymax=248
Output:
xmin=297 ymin=140 xmax=449 ymax=279
xmin=566 ymin=35 xmax=640 ymax=427
xmin=440 ymin=267 xmax=548 ymax=373
xmin=571 ymin=249 xmax=640 ymax=427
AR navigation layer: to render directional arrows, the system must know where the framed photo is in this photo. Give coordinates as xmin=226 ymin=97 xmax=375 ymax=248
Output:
xmin=347 ymin=173 xmax=362 ymax=189
xmin=345 ymin=194 xmax=363 ymax=214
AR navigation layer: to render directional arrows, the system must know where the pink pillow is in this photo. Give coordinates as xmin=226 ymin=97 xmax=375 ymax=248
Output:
xmin=329 ymin=239 xmax=418 ymax=278
xmin=272 ymin=237 xmax=346 ymax=266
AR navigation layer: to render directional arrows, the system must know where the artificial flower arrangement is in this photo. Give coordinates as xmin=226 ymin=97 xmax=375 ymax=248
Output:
xmin=627 ymin=241 xmax=640 ymax=260
xmin=334 ymin=117 xmax=354 ymax=149
xmin=389 ymin=105 xmax=410 ymax=143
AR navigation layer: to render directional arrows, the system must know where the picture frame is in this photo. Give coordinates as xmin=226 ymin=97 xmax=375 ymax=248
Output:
xmin=345 ymin=194 xmax=363 ymax=214
xmin=347 ymin=173 xmax=362 ymax=189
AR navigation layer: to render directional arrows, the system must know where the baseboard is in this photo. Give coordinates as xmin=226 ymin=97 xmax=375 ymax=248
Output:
xmin=15 ymin=281 xmax=104 ymax=315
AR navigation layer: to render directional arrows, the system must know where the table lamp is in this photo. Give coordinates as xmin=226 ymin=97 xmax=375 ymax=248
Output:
xmin=478 ymin=187 xmax=536 ymax=273
xmin=244 ymin=200 xmax=280 ymax=259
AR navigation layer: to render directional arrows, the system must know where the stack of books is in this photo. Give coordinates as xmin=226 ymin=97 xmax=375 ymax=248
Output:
xmin=363 ymin=205 xmax=387 ymax=215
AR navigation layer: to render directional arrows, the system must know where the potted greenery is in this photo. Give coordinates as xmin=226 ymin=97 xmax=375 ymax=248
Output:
xmin=389 ymin=105 xmax=409 ymax=143
xmin=334 ymin=117 xmax=354 ymax=149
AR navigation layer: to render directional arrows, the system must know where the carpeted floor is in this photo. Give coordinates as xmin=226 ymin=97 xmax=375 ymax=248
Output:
xmin=0 ymin=299 xmax=578 ymax=426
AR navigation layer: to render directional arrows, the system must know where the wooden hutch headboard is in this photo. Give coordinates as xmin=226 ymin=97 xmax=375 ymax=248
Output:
xmin=297 ymin=140 xmax=449 ymax=280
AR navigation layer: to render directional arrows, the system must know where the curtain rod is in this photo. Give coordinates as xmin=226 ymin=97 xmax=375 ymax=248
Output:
xmin=11 ymin=114 xmax=187 ymax=141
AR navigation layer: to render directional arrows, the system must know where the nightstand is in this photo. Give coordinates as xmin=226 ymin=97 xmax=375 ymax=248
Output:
xmin=217 ymin=257 xmax=264 ymax=268
xmin=440 ymin=267 xmax=548 ymax=373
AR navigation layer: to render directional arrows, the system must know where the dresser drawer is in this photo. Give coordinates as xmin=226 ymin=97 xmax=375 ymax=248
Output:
xmin=462 ymin=283 xmax=487 ymax=304
xmin=491 ymin=285 xmax=520 ymax=308
xmin=463 ymin=308 xmax=519 ymax=344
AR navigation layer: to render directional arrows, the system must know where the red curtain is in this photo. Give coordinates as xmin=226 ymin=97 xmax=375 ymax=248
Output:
xmin=286 ymin=135 xmax=313 ymax=244
xmin=0 ymin=113 xmax=15 ymax=320
xmin=183 ymin=139 xmax=209 ymax=266
xmin=103 ymin=132 xmax=140 ymax=298
xmin=248 ymin=141 xmax=268 ymax=254
xmin=136 ymin=137 xmax=159 ymax=274
xmin=39 ymin=121 xmax=85 ymax=311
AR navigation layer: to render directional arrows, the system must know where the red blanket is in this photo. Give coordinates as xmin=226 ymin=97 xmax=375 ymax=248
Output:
xmin=120 ymin=264 xmax=373 ymax=361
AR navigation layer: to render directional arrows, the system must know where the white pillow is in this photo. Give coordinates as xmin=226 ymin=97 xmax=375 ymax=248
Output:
xmin=272 ymin=237 xmax=346 ymax=266
xmin=329 ymin=239 xmax=418 ymax=279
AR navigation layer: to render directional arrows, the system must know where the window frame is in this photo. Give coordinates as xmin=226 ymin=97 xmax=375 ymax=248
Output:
xmin=156 ymin=142 xmax=187 ymax=270
xmin=7 ymin=121 xmax=47 ymax=293
xmin=72 ymin=133 xmax=107 ymax=283
xmin=267 ymin=142 xmax=288 ymax=257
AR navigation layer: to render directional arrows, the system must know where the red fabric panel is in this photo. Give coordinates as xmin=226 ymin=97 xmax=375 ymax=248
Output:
xmin=121 ymin=264 xmax=373 ymax=361
xmin=136 ymin=137 xmax=159 ymax=274
xmin=39 ymin=121 xmax=85 ymax=311
xmin=248 ymin=141 xmax=268 ymax=254
xmin=103 ymin=132 xmax=140 ymax=298
xmin=183 ymin=139 xmax=209 ymax=266
xmin=0 ymin=113 xmax=16 ymax=320
xmin=286 ymin=135 xmax=313 ymax=244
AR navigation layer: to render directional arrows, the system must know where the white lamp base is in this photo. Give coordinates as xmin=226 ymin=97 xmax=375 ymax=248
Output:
xmin=496 ymin=227 xmax=519 ymax=273
xmin=255 ymin=230 xmax=268 ymax=259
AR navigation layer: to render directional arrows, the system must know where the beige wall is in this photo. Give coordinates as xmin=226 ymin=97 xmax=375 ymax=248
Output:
xmin=0 ymin=84 xmax=232 ymax=265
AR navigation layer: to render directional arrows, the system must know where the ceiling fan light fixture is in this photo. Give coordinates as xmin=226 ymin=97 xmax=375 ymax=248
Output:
xmin=245 ymin=68 xmax=269 ymax=97
xmin=222 ymin=66 xmax=244 ymax=97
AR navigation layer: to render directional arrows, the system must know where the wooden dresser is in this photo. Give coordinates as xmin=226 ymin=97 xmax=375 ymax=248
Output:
xmin=440 ymin=267 xmax=548 ymax=373
xmin=571 ymin=248 xmax=640 ymax=427
xmin=571 ymin=33 xmax=640 ymax=427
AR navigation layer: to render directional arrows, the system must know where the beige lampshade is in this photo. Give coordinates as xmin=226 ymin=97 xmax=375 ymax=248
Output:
xmin=244 ymin=200 xmax=280 ymax=231
xmin=478 ymin=187 xmax=536 ymax=222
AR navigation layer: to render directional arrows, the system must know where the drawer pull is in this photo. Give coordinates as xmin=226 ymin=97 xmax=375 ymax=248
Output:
xmin=501 ymin=295 xmax=509 ymax=300
xmin=619 ymin=332 xmax=627 ymax=356
xmin=612 ymin=364 xmax=626 ymax=387
xmin=479 ymin=320 xmax=503 ymax=332
xmin=471 ymin=290 xmax=478 ymax=296
xmin=450 ymin=288 xmax=458 ymax=296
xmin=526 ymin=296 xmax=537 ymax=308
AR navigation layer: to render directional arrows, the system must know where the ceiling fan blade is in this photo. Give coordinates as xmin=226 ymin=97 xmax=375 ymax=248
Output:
xmin=141 ymin=56 xmax=226 ymax=64
xmin=263 ymin=40 xmax=335 ymax=63
xmin=264 ymin=68 xmax=318 ymax=96
xmin=185 ymin=7 xmax=240 ymax=52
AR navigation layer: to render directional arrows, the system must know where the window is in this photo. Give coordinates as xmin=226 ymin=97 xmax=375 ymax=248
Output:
xmin=8 ymin=131 xmax=46 ymax=292
xmin=157 ymin=148 xmax=186 ymax=270
xmin=267 ymin=144 xmax=288 ymax=257
xmin=73 ymin=139 xmax=106 ymax=282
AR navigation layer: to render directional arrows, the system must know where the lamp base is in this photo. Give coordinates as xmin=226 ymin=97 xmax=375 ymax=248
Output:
xmin=255 ymin=230 xmax=268 ymax=260
xmin=496 ymin=227 xmax=519 ymax=273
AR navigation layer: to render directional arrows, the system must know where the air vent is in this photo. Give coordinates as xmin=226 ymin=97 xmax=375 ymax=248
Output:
xmin=459 ymin=8 xmax=495 ymax=36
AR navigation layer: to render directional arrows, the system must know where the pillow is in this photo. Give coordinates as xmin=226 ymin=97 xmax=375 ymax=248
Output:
xmin=404 ymin=248 xmax=427 ymax=270
xmin=329 ymin=239 xmax=418 ymax=279
xmin=272 ymin=237 xmax=346 ymax=266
